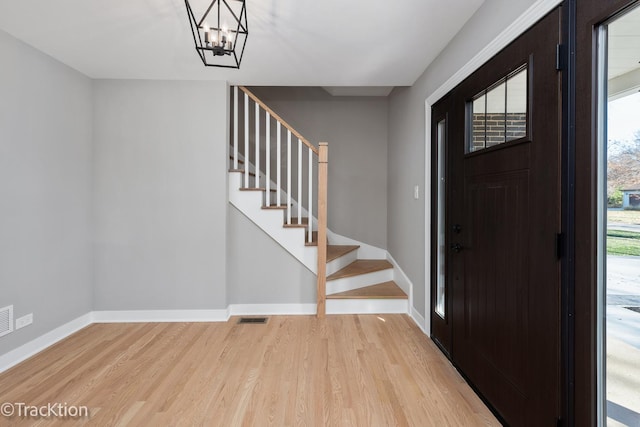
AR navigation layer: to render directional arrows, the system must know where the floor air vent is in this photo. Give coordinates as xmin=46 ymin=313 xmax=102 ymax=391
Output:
xmin=238 ymin=317 xmax=268 ymax=324
xmin=0 ymin=305 xmax=14 ymax=338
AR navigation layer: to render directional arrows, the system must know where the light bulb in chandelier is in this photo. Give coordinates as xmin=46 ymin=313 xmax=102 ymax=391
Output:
xmin=203 ymin=23 xmax=210 ymax=44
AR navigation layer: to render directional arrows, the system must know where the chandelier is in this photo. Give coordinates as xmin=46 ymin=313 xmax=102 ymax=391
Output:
xmin=185 ymin=0 xmax=248 ymax=69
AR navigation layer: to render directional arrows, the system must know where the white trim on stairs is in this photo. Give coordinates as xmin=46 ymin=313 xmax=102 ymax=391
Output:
xmin=326 ymin=299 xmax=408 ymax=314
xmin=326 ymin=248 xmax=359 ymax=276
xmin=326 ymin=268 xmax=394 ymax=295
xmin=229 ymin=172 xmax=319 ymax=274
xmin=386 ymin=253 xmax=413 ymax=308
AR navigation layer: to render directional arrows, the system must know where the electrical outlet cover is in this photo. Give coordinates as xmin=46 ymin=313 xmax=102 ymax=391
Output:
xmin=15 ymin=313 xmax=33 ymax=330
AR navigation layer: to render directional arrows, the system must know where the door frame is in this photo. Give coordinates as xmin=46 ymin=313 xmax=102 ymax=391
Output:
xmin=423 ymin=0 xmax=640 ymax=425
xmin=574 ymin=0 xmax=640 ymax=426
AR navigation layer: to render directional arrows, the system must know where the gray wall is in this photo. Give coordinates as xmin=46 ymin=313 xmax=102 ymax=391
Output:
xmin=0 ymin=30 xmax=93 ymax=353
xmin=249 ymin=87 xmax=389 ymax=250
xmin=227 ymin=206 xmax=316 ymax=304
xmin=92 ymin=80 xmax=228 ymax=310
xmin=387 ymin=0 xmax=539 ymax=318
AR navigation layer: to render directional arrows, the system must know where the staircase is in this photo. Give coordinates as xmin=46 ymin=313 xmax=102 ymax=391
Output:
xmin=229 ymin=86 xmax=408 ymax=316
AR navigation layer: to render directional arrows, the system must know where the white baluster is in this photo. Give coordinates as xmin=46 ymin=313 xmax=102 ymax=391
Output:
xmin=233 ymin=87 xmax=238 ymax=170
xmin=308 ymin=147 xmax=313 ymax=243
xmin=287 ymin=130 xmax=292 ymax=225
xmin=298 ymin=138 xmax=302 ymax=226
xmin=276 ymin=122 xmax=281 ymax=207
xmin=244 ymin=93 xmax=249 ymax=188
xmin=266 ymin=112 xmax=271 ymax=207
xmin=255 ymin=102 xmax=260 ymax=188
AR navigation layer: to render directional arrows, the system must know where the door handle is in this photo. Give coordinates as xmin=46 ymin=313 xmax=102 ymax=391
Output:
xmin=450 ymin=243 xmax=463 ymax=253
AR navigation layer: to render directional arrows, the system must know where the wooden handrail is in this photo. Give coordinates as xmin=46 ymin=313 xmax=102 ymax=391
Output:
xmin=316 ymin=142 xmax=328 ymax=317
xmin=231 ymin=86 xmax=328 ymax=317
xmin=238 ymin=86 xmax=319 ymax=155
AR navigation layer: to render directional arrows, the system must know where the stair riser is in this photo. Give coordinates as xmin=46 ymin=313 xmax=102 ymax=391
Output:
xmin=326 ymin=250 xmax=359 ymax=276
xmin=326 ymin=269 xmax=394 ymax=295
xmin=326 ymin=299 xmax=408 ymax=314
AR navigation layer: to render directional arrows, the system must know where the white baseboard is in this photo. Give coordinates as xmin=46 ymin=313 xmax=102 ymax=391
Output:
xmin=91 ymin=309 xmax=229 ymax=323
xmin=1 ymin=301 xmax=418 ymax=373
xmin=228 ymin=304 xmax=316 ymax=316
xmin=0 ymin=312 xmax=92 ymax=373
xmin=0 ymin=305 xmax=318 ymax=373
xmin=410 ymin=307 xmax=428 ymax=336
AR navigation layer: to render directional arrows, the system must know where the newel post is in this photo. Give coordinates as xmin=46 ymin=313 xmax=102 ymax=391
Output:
xmin=317 ymin=142 xmax=329 ymax=317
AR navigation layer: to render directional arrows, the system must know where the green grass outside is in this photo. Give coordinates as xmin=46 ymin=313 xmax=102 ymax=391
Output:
xmin=607 ymin=229 xmax=640 ymax=256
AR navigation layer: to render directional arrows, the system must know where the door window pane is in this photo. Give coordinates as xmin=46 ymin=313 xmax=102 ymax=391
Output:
xmin=506 ymin=68 xmax=528 ymax=141
xmin=467 ymin=65 xmax=528 ymax=153
xmin=486 ymin=81 xmax=506 ymax=147
xmin=470 ymin=95 xmax=486 ymax=152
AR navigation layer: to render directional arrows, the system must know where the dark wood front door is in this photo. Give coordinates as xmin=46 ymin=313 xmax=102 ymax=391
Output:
xmin=432 ymin=8 xmax=562 ymax=426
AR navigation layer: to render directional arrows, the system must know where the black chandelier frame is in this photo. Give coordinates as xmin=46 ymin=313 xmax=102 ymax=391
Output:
xmin=185 ymin=0 xmax=248 ymax=69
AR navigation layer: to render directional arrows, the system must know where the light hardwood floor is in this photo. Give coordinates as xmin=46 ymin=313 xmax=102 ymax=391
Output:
xmin=0 ymin=315 xmax=499 ymax=426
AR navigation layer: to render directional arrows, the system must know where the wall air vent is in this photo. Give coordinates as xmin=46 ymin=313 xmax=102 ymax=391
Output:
xmin=0 ymin=305 xmax=14 ymax=338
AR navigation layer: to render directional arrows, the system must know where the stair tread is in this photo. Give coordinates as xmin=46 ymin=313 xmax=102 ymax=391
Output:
xmin=326 ymin=245 xmax=360 ymax=262
xmin=284 ymin=217 xmax=309 ymax=228
xmin=229 ymin=156 xmax=245 ymax=164
xmin=262 ymin=205 xmax=288 ymax=210
xmin=327 ymin=259 xmax=393 ymax=281
xmin=327 ymin=281 xmax=407 ymax=299
xmin=240 ymin=187 xmax=277 ymax=193
xmin=229 ymin=169 xmax=256 ymax=176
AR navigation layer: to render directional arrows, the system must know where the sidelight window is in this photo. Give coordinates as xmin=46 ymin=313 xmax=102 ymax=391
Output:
xmin=435 ymin=118 xmax=446 ymax=319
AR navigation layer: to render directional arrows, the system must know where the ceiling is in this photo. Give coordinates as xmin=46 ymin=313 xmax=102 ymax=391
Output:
xmin=608 ymin=5 xmax=640 ymax=79
xmin=608 ymin=5 xmax=640 ymax=99
xmin=0 ymin=0 xmax=484 ymax=87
